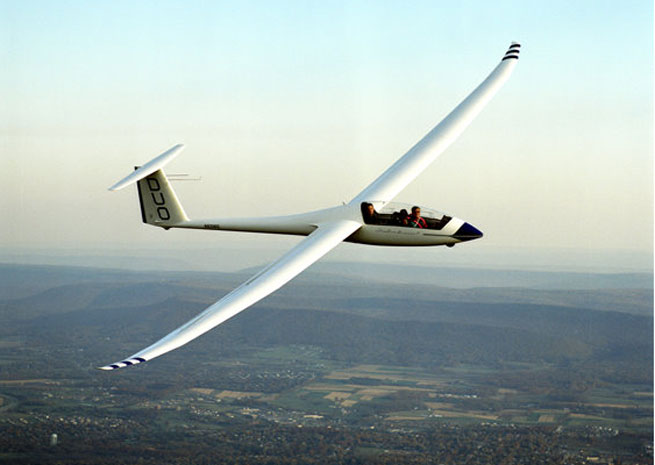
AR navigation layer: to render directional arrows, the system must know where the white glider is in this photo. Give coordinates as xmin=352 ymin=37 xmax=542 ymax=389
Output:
xmin=99 ymin=42 xmax=520 ymax=370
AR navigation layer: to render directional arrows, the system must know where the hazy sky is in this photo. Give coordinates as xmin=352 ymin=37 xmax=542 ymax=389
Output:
xmin=1 ymin=1 xmax=652 ymax=271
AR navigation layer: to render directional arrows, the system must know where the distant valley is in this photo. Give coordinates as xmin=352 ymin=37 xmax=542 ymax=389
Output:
xmin=0 ymin=262 xmax=651 ymax=464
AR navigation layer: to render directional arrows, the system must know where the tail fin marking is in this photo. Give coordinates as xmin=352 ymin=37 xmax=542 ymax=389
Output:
xmin=136 ymin=169 xmax=189 ymax=226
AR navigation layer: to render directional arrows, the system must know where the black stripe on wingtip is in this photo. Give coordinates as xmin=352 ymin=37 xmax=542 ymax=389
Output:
xmin=110 ymin=364 xmax=120 ymax=369
xmin=122 ymin=360 xmax=133 ymax=366
xmin=502 ymin=55 xmax=519 ymax=61
xmin=135 ymin=357 xmax=146 ymax=363
xmin=505 ymin=50 xmax=520 ymax=56
xmin=509 ymin=44 xmax=521 ymax=49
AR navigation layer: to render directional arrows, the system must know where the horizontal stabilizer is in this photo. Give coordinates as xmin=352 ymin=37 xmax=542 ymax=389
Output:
xmin=109 ymin=144 xmax=184 ymax=191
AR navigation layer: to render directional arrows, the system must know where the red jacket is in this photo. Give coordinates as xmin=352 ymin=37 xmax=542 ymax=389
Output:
xmin=407 ymin=216 xmax=427 ymax=228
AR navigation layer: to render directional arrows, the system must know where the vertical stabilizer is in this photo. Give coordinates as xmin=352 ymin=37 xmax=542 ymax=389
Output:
xmin=136 ymin=169 xmax=189 ymax=227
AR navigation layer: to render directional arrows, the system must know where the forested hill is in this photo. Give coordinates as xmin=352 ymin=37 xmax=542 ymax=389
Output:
xmin=0 ymin=263 xmax=651 ymax=386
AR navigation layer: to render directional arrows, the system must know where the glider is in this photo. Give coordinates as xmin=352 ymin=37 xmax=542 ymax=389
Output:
xmin=100 ymin=42 xmax=520 ymax=370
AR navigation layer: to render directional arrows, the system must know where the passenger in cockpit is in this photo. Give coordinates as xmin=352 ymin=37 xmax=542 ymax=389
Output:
xmin=362 ymin=202 xmax=379 ymax=224
xmin=407 ymin=206 xmax=427 ymax=228
xmin=399 ymin=209 xmax=408 ymax=226
xmin=391 ymin=209 xmax=408 ymax=226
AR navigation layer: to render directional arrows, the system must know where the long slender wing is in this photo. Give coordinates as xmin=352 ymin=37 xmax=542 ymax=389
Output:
xmin=351 ymin=42 xmax=520 ymax=204
xmin=99 ymin=220 xmax=361 ymax=370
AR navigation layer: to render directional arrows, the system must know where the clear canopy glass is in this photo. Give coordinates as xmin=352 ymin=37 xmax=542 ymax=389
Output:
xmin=360 ymin=202 xmax=452 ymax=230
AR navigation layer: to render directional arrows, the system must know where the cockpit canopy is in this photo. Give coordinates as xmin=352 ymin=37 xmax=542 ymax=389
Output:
xmin=360 ymin=201 xmax=452 ymax=230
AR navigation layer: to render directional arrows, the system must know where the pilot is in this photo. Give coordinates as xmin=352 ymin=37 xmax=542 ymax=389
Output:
xmin=407 ymin=206 xmax=427 ymax=228
xmin=362 ymin=203 xmax=379 ymax=224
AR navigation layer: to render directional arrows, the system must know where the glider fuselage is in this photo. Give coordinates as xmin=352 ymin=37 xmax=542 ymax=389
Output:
xmin=174 ymin=202 xmax=481 ymax=247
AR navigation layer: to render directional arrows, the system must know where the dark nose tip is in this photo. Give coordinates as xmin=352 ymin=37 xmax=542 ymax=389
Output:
xmin=453 ymin=222 xmax=483 ymax=242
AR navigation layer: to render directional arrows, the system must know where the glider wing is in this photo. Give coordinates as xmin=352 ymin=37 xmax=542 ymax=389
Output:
xmin=351 ymin=43 xmax=520 ymax=204
xmin=99 ymin=219 xmax=361 ymax=370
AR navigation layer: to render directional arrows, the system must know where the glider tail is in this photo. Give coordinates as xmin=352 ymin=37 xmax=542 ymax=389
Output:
xmin=136 ymin=169 xmax=189 ymax=227
xmin=108 ymin=144 xmax=189 ymax=228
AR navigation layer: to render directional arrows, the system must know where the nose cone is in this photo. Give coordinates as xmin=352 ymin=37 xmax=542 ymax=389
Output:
xmin=453 ymin=222 xmax=483 ymax=242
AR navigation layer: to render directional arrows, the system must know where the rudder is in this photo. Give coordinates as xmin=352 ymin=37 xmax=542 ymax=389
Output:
xmin=136 ymin=169 xmax=189 ymax=227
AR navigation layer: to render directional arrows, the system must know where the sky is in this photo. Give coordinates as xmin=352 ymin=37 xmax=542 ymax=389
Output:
xmin=1 ymin=0 xmax=652 ymax=272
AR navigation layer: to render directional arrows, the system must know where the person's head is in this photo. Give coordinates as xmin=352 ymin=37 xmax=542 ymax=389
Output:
xmin=411 ymin=206 xmax=421 ymax=218
xmin=367 ymin=204 xmax=375 ymax=215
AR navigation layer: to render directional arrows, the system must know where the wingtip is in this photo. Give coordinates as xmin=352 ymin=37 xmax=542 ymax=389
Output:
xmin=502 ymin=42 xmax=521 ymax=61
xmin=97 ymin=357 xmax=147 ymax=371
